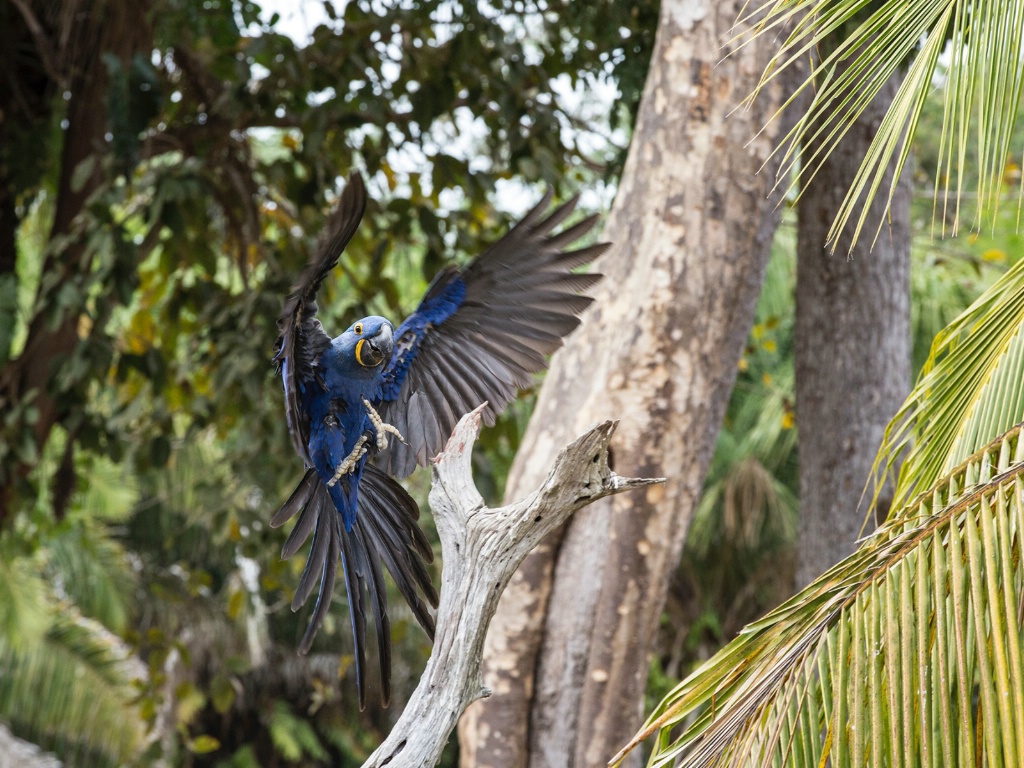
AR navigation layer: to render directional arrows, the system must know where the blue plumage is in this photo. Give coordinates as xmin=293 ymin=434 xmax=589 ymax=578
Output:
xmin=380 ymin=271 xmax=466 ymax=402
xmin=310 ymin=317 xmax=393 ymax=531
xmin=272 ymin=171 xmax=608 ymax=707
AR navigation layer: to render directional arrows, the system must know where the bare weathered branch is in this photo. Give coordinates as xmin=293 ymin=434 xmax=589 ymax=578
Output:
xmin=362 ymin=405 xmax=663 ymax=768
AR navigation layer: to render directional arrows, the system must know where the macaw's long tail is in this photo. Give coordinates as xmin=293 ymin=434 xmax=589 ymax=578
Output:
xmin=270 ymin=467 xmax=438 ymax=708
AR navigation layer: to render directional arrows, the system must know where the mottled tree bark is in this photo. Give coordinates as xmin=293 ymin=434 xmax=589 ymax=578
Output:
xmin=458 ymin=2 xmax=798 ymax=766
xmin=794 ymin=70 xmax=911 ymax=588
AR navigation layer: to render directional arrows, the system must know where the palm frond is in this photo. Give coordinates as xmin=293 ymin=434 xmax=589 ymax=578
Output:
xmin=875 ymin=253 xmax=1024 ymax=512
xmin=0 ymin=527 xmax=143 ymax=765
xmin=0 ymin=607 xmax=146 ymax=766
xmin=45 ymin=520 xmax=135 ymax=633
xmin=615 ymin=422 xmax=1024 ymax=766
xmin=0 ymin=554 xmax=51 ymax=649
xmin=74 ymin=453 xmax=139 ymax=523
xmin=739 ymin=0 xmax=1024 ymax=249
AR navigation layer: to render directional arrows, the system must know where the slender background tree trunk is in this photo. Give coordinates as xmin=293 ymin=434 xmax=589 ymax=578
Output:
xmin=794 ymin=68 xmax=911 ymax=588
xmin=458 ymin=2 xmax=799 ymax=765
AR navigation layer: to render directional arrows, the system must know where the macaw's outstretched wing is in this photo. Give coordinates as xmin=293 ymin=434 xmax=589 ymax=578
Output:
xmin=376 ymin=190 xmax=609 ymax=478
xmin=270 ymin=466 xmax=438 ymax=709
xmin=274 ymin=172 xmax=367 ymax=464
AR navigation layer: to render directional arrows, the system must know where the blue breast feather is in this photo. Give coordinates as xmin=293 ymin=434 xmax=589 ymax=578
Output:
xmin=305 ymin=381 xmax=371 ymax=532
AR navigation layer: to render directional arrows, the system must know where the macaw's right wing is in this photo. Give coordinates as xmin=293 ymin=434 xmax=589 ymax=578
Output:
xmin=274 ymin=172 xmax=367 ymax=465
xmin=270 ymin=465 xmax=437 ymax=709
xmin=376 ymin=190 xmax=608 ymax=478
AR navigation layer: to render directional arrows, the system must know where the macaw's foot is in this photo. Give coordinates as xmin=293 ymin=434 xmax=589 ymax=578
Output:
xmin=327 ymin=434 xmax=369 ymax=487
xmin=362 ymin=398 xmax=407 ymax=452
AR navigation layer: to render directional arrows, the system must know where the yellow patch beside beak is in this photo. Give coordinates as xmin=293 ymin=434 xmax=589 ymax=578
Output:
xmin=355 ymin=338 xmax=368 ymax=367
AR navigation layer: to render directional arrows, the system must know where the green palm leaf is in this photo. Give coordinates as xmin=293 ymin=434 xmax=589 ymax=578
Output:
xmin=740 ymin=0 xmax=1024 ymax=249
xmin=0 ymin=607 xmax=146 ymax=767
xmin=46 ymin=520 xmax=135 ymax=633
xmin=875 ymin=253 xmax=1024 ymax=511
xmin=614 ymin=422 xmax=1024 ymax=766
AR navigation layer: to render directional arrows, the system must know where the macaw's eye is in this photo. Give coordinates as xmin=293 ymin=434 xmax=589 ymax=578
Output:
xmin=354 ymin=323 xmax=363 ymax=335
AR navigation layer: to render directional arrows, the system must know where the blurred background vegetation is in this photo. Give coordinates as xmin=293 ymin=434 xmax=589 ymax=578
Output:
xmin=1 ymin=0 xmax=1022 ymax=765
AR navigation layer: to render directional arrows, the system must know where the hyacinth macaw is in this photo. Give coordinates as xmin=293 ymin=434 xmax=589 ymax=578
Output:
xmin=271 ymin=171 xmax=607 ymax=707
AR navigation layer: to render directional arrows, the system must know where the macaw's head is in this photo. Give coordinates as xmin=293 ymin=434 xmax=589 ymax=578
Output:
xmin=323 ymin=315 xmax=395 ymax=393
xmin=323 ymin=316 xmax=395 ymax=382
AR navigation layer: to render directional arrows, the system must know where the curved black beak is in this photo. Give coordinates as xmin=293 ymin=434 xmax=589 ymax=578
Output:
xmin=359 ymin=323 xmax=394 ymax=368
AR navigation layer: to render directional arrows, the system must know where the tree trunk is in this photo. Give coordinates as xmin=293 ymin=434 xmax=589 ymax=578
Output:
xmin=458 ymin=2 xmax=798 ymax=766
xmin=794 ymin=69 xmax=911 ymax=589
xmin=0 ymin=724 xmax=60 ymax=768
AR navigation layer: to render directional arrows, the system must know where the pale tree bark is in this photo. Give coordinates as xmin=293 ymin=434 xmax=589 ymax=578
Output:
xmin=361 ymin=408 xmax=660 ymax=768
xmin=458 ymin=2 xmax=799 ymax=766
xmin=0 ymin=724 xmax=60 ymax=768
xmin=794 ymin=68 xmax=911 ymax=588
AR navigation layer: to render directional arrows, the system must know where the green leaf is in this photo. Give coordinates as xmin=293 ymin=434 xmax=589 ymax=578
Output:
xmin=188 ymin=735 xmax=221 ymax=754
xmin=269 ymin=701 xmax=328 ymax=762
xmin=210 ymin=674 xmax=236 ymax=715
xmin=0 ymin=273 xmax=18 ymax=365
xmin=741 ymin=0 xmax=1024 ymax=250
xmin=0 ymin=556 xmax=50 ymax=649
xmin=70 ymin=154 xmax=97 ymax=194
xmin=874 ymin=251 xmax=1024 ymax=511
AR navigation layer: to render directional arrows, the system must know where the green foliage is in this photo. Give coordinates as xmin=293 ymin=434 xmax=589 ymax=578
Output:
xmin=0 ymin=614 xmax=145 ymax=766
xmin=626 ymin=26 xmax=1024 ymax=757
xmin=0 ymin=552 xmax=50 ymax=650
xmin=743 ymin=0 xmax=1024 ymax=249
xmin=0 ymin=532 xmax=143 ymax=766
xmin=877 ymin=235 xmax=1024 ymax=511
xmin=269 ymin=701 xmax=329 ymax=762
xmin=642 ymin=74 xmax=1024 ymax=755
xmin=659 ymin=58 xmax=1024 ymax=688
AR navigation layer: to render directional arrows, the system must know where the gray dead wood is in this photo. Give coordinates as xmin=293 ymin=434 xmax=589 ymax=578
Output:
xmin=361 ymin=405 xmax=663 ymax=768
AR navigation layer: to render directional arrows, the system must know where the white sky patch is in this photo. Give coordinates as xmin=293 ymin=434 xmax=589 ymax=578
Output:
xmin=257 ymin=0 xmax=341 ymax=44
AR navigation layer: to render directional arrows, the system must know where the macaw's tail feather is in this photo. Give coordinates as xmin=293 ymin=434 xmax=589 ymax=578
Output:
xmin=272 ymin=469 xmax=321 ymax=559
xmin=270 ymin=468 xmax=318 ymax=530
xmin=360 ymin=464 xmax=439 ymax=635
xmin=347 ymin=523 xmax=390 ymax=707
xmin=270 ymin=467 xmax=436 ymax=708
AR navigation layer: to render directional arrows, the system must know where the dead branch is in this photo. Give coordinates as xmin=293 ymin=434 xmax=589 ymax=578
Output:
xmin=362 ymin=405 xmax=664 ymax=768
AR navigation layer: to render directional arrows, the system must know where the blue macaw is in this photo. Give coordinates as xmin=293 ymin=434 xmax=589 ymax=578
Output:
xmin=272 ymin=171 xmax=607 ymax=707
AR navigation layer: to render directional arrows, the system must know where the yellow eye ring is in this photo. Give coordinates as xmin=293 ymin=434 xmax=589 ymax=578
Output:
xmin=354 ymin=323 xmax=363 ymax=335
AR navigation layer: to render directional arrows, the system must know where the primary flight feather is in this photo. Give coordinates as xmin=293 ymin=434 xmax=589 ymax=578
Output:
xmin=272 ymin=171 xmax=608 ymax=707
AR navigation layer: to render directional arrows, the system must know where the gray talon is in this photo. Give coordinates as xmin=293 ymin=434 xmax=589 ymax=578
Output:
xmin=328 ymin=435 xmax=369 ymax=487
xmin=362 ymin=398 xmax=407 ymax=451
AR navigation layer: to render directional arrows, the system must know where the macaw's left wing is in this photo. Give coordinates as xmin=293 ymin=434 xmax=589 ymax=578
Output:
xmin=270 ymin=466 xmax=437 ymax=709
xmin=376 ymin=190 xmax=609 ymax=478
xmin=274 ymin=172 xmax=367 ymax=464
